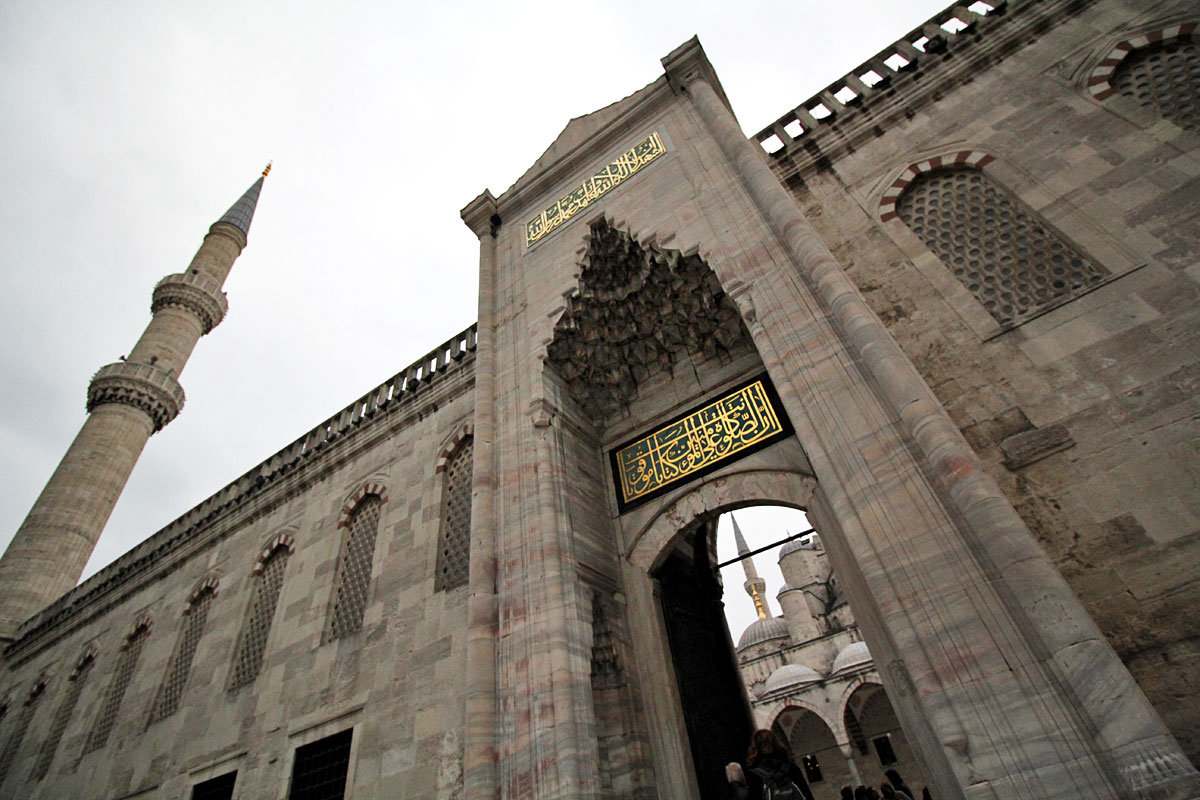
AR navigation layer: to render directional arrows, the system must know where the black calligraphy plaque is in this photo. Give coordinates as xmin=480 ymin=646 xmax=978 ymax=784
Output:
xmin=610 ymin=374 xmax=793 ymax=512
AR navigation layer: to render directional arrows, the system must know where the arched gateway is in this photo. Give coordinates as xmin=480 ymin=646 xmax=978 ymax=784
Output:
xmin=455 ymin=38 xmax=1197 ymax=800
xmin=3 ymin=9 xmax=1200 ymax=799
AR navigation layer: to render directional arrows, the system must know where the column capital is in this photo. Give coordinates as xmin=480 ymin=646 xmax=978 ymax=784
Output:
xmin=661 ymin=36 xmax=736 ymax=117
xmin=87 ymin=361 xmax=185 ymax=431
xmin=461 ymin=190 xmax=499 ymax=239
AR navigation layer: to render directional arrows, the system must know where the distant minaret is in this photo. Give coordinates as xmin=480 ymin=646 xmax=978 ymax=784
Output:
xmin=0 ymin=167 xmax=270 ymax=639
xmin=732 ymin=514 xmax=770 ymax=620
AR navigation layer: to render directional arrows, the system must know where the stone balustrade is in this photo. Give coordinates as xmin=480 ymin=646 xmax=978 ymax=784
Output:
xmin=151 ymin=272 xmax=229 ymax=334
xmin=86 ymin=361 xmax=186 ymax=431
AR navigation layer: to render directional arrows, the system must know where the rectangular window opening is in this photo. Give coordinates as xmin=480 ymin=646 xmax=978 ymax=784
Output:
xmin=759 ymin=134 xmax=785 ymax=154
xmin=859 ymin=69 xmax=885 ymax=87
xmin=192 ymin=771 xmax=238 ymax=800
xmin=290 ymin=728 xmax=354 ymax=800
xmin=912 ymin=36 xmax=930 ymax=52
xmin=941 ymin=17 xmax=970 ymax=33
xmin=809 ymin=103 xmax=833 ymax=120
xmin=967 ymin=0 xmax=994 ymax=12
xmin=883 ymin=53 xmax=910 ymax=71
xmin=802 ymin=754 xmax=824 ymax=783
xmin=873 ymin=734 xmax=898 ymax=766
xmin=783 ymin=119 xmax=804 ymax=138
xmin=833 ymin=86 xmax=858 ymax=104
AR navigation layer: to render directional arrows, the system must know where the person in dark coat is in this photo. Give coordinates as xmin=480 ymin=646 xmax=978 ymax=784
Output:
xmin=724 ymin=729 xmax=816 ymax=800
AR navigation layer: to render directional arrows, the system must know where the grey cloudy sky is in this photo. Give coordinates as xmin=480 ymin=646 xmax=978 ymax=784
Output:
xmin=0 ymin=1 xmax=952 ymax=601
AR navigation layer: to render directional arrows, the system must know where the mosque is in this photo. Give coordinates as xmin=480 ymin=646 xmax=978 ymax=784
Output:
xmin=0 ymin=0 xmax=1198 ymax=798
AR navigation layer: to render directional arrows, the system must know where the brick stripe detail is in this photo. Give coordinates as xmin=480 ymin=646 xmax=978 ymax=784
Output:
xmin=879 ymin=151 xmax=995 ymax=220
xmin=72 ymin=644 xmax=99 ymax=677
xmin=252 ymin=533 xmax=296 ymax=574
xmin=1088 ymin=24 xmax=1196 ymax=100
xmin=124 ymin=611 xmax=154 ymax=645
xmin=337 ymin=482 xmax=390 ymax=528
xmin=185 ymin=575 xmax=221 ymax=612
xmin=435 ymin=423 xmax=475 ymax=474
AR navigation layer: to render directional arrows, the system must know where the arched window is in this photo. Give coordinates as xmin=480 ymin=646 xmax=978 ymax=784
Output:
xmin=32 ymin=649 xmax=94 ymax=780
xmin=148 ymin=584 xmax=217 ymax=723
xmin=326 ymin=494 xmax=383 ymax=641
xmin=85 ymin=620 xmax=151 ymax=753
xmin=1110 ymin=36 xmax=1199 ymax=131
xmin=435 ymin=435 xmax=474 ymax=592
xmin=0 ymin=679 xmax=47 ymax=786
xmin=229 ymin=542 xmax=291 ymax=690
xmin=896 ymin=166 xmax=1107 ymax=328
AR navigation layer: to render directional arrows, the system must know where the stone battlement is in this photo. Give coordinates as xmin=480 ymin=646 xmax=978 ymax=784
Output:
xmin=6 ymin=323 xmax=477 ymax=660
xmin=751 ymin=0 xmax=1098 ymax=185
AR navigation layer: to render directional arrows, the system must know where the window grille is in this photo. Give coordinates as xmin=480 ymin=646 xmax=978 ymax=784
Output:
xmin=229 ymin=547 xmax=290 ymax=690
xmin=1111 ymin=38 xmax=1200 ymax=131
xmin=0 ymin=681 xmax=46 ymax=786
xmin=435 ymin=437 xmax=473 ymax=591
xmin=32 ymin=654 xmax=93 ymax=780
xmin=897 ymin=167 xmax=1107 ymax=327
xmin=191 ymin=770 xmax=237 ymax=800
xmin=289 ymin=728 xmax=353 ymax=800
xmin=85 ymin=625 xmax=149 ymax=753
xmin=149 ymin=588 xmax=215 ymax=723
xmin=327 ymin=495 xmax=382 ymax=641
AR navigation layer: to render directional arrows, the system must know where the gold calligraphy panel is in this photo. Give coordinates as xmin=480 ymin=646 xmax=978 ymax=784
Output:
xmin=526 ymin=132 xmax=667 ymax=248
xmin=611 ymin=376 xmax=793 ymax=511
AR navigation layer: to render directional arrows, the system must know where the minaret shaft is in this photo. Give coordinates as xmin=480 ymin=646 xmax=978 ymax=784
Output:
xmin=0 ymin=177 xmax=263 ymax=639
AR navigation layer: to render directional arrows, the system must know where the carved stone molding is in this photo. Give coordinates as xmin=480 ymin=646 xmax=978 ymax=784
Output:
xmin=151 ymin=272 xmax=229 ymax=334
xmin=87 ymin=361 xmax=185 ymax=431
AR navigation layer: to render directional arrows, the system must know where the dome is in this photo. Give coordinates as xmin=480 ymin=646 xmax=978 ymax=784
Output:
xmin=763 ymin=663 xmax=823 ymax=695
xmin=736 ymin=616 xmax=791 ymax=651
xmin=832 ymin=641 xmax=873 ymax=673
xmin=778 ymin=533 xmax=820 ymax=559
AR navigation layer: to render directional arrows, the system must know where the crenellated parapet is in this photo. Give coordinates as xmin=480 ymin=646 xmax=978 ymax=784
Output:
xmin=86 ymin=361 xmax=186 ymax=431
xmin=151 ymin=272 xmax=229 ymax=334
xmin=751 ymin=0 xmax=1099 ymax=185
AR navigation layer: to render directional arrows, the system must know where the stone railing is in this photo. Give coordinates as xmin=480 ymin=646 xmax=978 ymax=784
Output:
xmin=9 ymin=323 xmax=478 ymax=654
xmin=152 ymin=271 xmax=229 ymax=334
xmin=751 ymin=0 xmax=1099 ymax=182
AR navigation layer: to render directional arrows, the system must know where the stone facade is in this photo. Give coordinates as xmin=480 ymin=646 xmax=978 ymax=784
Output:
xmin=0 ymin=1 xmax=1198 ymax=798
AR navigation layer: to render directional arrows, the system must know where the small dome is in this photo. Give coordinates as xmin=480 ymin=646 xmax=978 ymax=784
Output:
xmin=832 ymin=641 xmax=873 ymax=673
xmin=736 ymin=616 xmax=791 ymax=651
xmin=776 ymin=583 xmax=798 ymax=596
xmin=764 ymin=663 xmax=823 ymax=694
xmin=778 ymin=533 xmax=820 ymax=559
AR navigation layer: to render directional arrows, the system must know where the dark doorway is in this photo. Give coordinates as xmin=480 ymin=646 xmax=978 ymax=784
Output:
xmin=657 ymin=521 xmax=755 ymax=800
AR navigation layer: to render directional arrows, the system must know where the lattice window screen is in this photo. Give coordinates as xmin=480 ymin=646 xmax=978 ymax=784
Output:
xmin=0 ymin=682 xmax=46 ymax=786
xmin=85 ymin=626 xmax=149 ymax=753
xmin=229 ymin=548 xmax=290 ymax=690
xmin=897 ymin=167 xmax=1107 ymax=327
xmin=327 ymin=495 xmax=382 ymax=641
xmin=435 ymin=437 xmax=474 ymax=592
xmin=32 ymin=655 xmax=93 ymax=780
xmin=192 ymin=770 xmax=238 ymax=800
xmin=1111 ymin=38 xmax=1200 ymax=131
xmin=289 ymin=728 xmax=354 ymax=800
xmin=149 ymin=588 xmax=215 ymax=723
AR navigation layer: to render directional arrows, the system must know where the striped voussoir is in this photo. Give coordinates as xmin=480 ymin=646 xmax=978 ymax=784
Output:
xmin=337 ymin=483 xmax=390 ymax=529
xmin=1087 ymin=24 xmax=1196 ymax=101
xmin=71 ymin=644 xmax=99 ymax=677
xmin=879 ymin=151 xmax=995 ymax=221
xmin=123 ymin=611 xmax=154 ymax=645
xmin=435 ymin=423 xmax=475 ymax=474
xmin=184 ymin=575 xmax=221 ymax=612
xmin=252 ymin=532 xmax=296 ymax=574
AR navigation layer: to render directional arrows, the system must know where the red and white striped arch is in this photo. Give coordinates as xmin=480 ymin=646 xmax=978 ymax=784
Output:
xmin=337 ymin=482 xmax=390 ymax=530
xmin=878 ymin=151 xmax=996 ymax=221
xmin=435 ymin=423 xmax=474 ymax=475
xmin=1087 ymin=23 xmax=1196 ymax=101
xmin=252 ymin=531 xmax=296 ymax=575
xmin=184 ymin=574 xmax=221 ymax=613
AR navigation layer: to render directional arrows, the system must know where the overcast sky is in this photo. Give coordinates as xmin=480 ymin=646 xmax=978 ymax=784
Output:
xmin=0 ymin=1 xmax=953 ymax=612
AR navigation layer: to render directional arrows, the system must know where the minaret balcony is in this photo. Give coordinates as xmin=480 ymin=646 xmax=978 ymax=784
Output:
xmin=87 ymin=361 xmax=186 ymax=431
xmin=151 ymin=272 xmax=229 ymax=334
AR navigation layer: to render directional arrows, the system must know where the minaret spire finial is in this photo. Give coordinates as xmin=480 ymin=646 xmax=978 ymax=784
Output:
xmin=262 ymin=161 xmax=272 ymax=177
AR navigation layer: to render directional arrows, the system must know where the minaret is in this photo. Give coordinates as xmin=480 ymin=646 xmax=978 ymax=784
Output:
xmin=0 ymin=167 xmax=270 ymax=639
xmin=732 ymin=514 xmax=770 ymax=620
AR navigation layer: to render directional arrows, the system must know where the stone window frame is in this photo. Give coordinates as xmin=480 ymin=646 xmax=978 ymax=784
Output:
xmin=147 ymin=575 xmax=221 ymax=725
xmin=434 ymin=423 xmax=475 ymax=593
xmin=322 ymin=482 xmax=389 ymax=644
xmin=84 ymin=611 xmax=154 ymax=754
xmin=227 ymin=532 xmax=296 ymax=691
xmin=31 ymin=643 xmax=97 ymax=781
xmin=1086 ymin=23 xmax=1197 ymax=104
xmin=875 ymin=148 xmax=1144 ymax=341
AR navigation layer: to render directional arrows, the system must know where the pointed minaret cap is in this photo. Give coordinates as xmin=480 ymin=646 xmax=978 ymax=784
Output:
xmin=731 ymin=514 xmax=770 ymax=619
xmin=216 ymin=163 xmax=271 ymax=236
